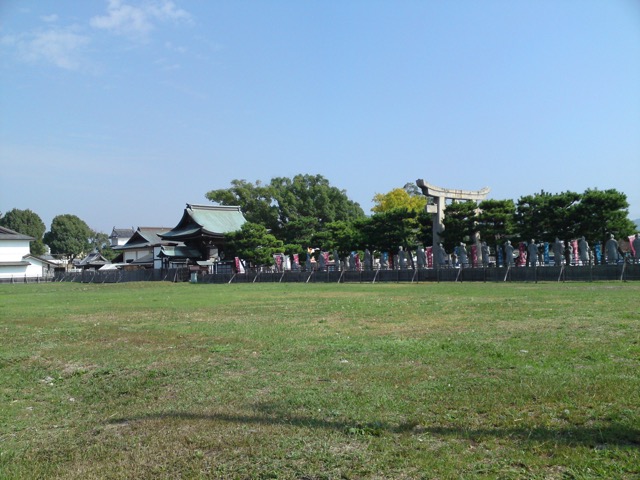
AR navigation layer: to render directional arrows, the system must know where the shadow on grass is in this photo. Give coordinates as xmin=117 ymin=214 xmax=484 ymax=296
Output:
xmin=107 ymin=403 xmax=639 ymax=448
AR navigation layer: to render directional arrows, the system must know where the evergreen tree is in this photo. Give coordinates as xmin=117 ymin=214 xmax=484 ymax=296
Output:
xmin=224 ymin=222 xmax=284 ymax=267
xmin=440 ymin=201 xmax=478 ymax=252
xmin=43 ymin=214 xmax=92 ymax=261
xmin=572 ymin=188 xmax=636 ymax=245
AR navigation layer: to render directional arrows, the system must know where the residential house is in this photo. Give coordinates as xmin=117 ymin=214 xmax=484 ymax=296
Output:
xmin=0 ymin=226 xmax=57 ymax=280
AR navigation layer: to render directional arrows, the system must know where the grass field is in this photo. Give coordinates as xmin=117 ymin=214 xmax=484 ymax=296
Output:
xmin=0 ymin=281 xmax=638 ymax=479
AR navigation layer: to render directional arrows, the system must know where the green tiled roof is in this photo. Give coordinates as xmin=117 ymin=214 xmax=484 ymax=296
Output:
xmin=160 ymin=204 xmax=246 ymax=240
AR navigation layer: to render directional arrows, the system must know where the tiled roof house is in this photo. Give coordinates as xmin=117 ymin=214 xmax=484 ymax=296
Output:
xmin=0 ymin=226 xmax=57 ymax=281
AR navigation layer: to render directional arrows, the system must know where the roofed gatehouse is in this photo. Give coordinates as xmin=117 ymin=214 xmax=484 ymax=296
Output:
xmin=159 ymin=204 xmax=246 ymax=267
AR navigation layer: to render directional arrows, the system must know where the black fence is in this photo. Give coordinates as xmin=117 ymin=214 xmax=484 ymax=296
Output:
xmin=52 ymin=268 xmax=190 ymax=284
xmin=38 ymin=264 xmax=640 ymax=284
xmin=199 ymin=264 xmax=640 ymax=284
xmin=0 ymin=275 xmax=55 ymax=284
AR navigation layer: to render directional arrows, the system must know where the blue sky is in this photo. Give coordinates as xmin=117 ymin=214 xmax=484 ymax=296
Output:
xmin=1 ymin=0 xmax=639 ymax=234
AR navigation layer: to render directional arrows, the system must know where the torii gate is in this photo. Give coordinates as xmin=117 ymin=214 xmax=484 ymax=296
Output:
xmin=416 ymin=179 xmax=490 ymax=245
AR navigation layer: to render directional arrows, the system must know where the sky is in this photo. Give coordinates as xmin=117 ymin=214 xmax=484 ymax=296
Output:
xmin=1 ymin=0 xmax=639 ymax=235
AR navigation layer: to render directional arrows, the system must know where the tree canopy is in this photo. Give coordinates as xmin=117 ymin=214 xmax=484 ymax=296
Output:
xmin=43 ymin=214 xmax=93 ymax=260
xmin=515 ymin=190 xmax=581 ymax=243
xmin=89 ymin=230 xmax=118 ymax=262
xmin=476 ymin=199 xmax=516 ymax=245
xmin=210 ymin=179 xmax=637 ymax=263
xmin=371 ymin=185 xmax=427 ymax=214
xmin=571 ymin=188 xmax=636 ymax=245
xmin=224 ymin=222 xmax=284 ymax=267
xmin=440 ymin=200 xmax=478 ymax=252
xmin=206 ymin=174 xmax=365 ymax=247
xmin=513 ymin=189 xmax=635 ymax=244
xmin=363 ymin=208 xmax=421 ymax=254
xmin=0 ymin=208 xmax=46 ymax=255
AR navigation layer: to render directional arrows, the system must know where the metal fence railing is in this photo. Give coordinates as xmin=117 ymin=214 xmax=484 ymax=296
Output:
xmin=31 ymin=263 xmax=640 ymax=285
xmin=0 ymin=274 xmax=55 ymax=284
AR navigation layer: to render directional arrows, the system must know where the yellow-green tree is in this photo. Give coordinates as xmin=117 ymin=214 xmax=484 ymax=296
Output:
xmin=371 ymin=185 xmax=426 ymax=214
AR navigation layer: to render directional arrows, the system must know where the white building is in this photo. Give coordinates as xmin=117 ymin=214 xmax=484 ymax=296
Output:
xmin=109 ymin=227 xmax=135 ymax=247
xmin=112 ymin=227 xmax=178 ymax=268
xmin=0 ymin=226 xmax=57 ymax=281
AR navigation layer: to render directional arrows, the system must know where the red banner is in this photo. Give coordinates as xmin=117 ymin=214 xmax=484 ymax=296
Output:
xmin=572 ymin=239 xmax=579 ymax=264
xmin=516 ymin=242 xmax=526 ymax=266
xmin=471 ymin=245 xmax=478 ymax=267
xmin=235 ymin=257 xmax=244 ymax=274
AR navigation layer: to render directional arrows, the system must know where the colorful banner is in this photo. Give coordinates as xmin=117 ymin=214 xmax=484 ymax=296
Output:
xmin=516 ymin=242 xmax=526 ymax=266
xmin=572 ymin=239 xmax=579 ymax=265
xmin=471 ymin=245 xmax=478 ymax=267
xmin=543 ymin=242 xmax=550 ymax=265
xmin=497 ymin=244 xmax=503 ymax=267
xmin=594 ymin=243 xmax=602 ymax=264
xmin=426 ymin=246 xmax=433 ymax=268
xmin=234 ymin=257 xmax=245 ymax=274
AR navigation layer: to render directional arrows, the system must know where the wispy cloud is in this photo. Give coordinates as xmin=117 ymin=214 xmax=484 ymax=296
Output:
xmin=3 ymin=28 xmax=91 ymax=71
xmin=90 ymin=0 xmax=192 ymax=40
xmin=165 ymin=41 xmax=187 ymax=54
xmin=41 ymin=14 xmax=59 ymax=23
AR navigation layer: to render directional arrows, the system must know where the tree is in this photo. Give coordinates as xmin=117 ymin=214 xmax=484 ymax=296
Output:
xmin=571 ymin=188 xmax=636 ymax=245
xmin=363 ymin=208 xmax=420 ymax=254
xmin=270 ymin=174 xmax=365 ymax=235
xmin=206 ymin=179 xmax=279 ymax=231
xmin=224 ymin=222 xmax=284 ymax=267
xmin=415 ymin=210 xmax=434 ymax=247
xmin=313 ymin=220 xmax=364 ymax=257
xmin=0 ymin=208 xmax=47 ymax=255
xmin=440 ymin=200 xmax=478 ymax=252
xmin=476 ymin=199 xmax=516 ymax=244
xmin=515 ymin=191 xmax=580 ymax=243
xmin=89 ymin=230 xmax=118 ymax=262
xmin=206 ymin=174 xmax=365 ymax=247
xmin=43 ymin=214 xmax=92 ymax=261
xmin=371 ymin=187 xmax=427 ymax=214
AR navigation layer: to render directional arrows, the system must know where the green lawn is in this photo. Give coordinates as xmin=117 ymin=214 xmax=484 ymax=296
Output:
xmin=1 ymin=282 xmax=638 ymax=479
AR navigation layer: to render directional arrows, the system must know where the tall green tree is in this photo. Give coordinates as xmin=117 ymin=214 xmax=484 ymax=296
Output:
xmin=440 ymin=200 xmax=478 ymax=252
xmin=206 ymin=174 xmax=365 ymax=247
xmin=0 ymin=208 xmax=46 ymax=255
xmin=205 ymin=179 xmax=279 ymax=230
xmin=571 ymin=188 xmax=635 ymax=245
xmin=224 ymin=222 xmax=284 ymax=267
xmin=476 ymin=199 xmax=516 ymax=243
xmin=312 ymin=220 xmax=364 ymax=257
xmin=270 ymin=174 xmax=364 ymax=230
xmin=89 ymin=230 xmax=118 ymax=262
xmin=415 ymin=210 xmax=434 ymax=247
xmin=363 ymin=208 xmax=420 ymax=254
xmin=43 ymin=214 xmax=92 ymax=261
xmin=515 ymin=190 xmax=580 ymax=243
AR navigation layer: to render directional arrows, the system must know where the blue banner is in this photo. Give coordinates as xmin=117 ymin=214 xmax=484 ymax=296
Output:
xmin=544 ymin=242 xmax=550 ymax=265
